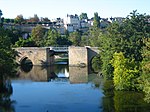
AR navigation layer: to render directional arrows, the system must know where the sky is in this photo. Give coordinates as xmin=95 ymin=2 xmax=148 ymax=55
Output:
xmin=0 ymin=0 xmax=150 ymax=19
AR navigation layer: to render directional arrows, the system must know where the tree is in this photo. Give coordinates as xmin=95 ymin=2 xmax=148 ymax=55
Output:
xmin=141 ymin=38 xmax=150 ymax=103
xmin=56 ymin=36 xmax=72 ymax=46
xmin=80 ymin=13 xmax=88 ymax=20
xmin=14 ymin=14 xmax=24 ymax=24
xmin=41 ymin=17 xmax=50 ymax=23
xmin=4 ymin=18 xmax=11 ymax=23
xmin=93 ymin=12 xmax=100 ymax=28
xmin=45 ymin=28 xmax=60 ymax=46
xmin=27 ymin=14 xmax=39 ymax=23
xmin=0 ymin=10 xmax=3 ymax=26
xmin=111 ymin=52 xmax=139 ymax=90
xmin=31 ymin=25 xmax=46 ymax=46
xmin=89 ymin=27 xmax=102 ymax=47
xmin=14 ymin=37 xmax=36 ymax=47
xmin=99 ymin=11 xmax=150 ymax=80
xmin=91 ymin=55 xmax=102 ymax=72
xmin=0 ymin=27 xmax=16 ymax=78
xmin=80 ymin=32 xmax=89 ymax=46
xmin=8 ymin=28 xmax=22 ymax=45
xmin=69 ymin=31 xmax=81 ymax=46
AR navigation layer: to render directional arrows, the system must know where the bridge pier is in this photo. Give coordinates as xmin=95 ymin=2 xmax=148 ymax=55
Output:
xmin=69 ymin=46 xmax=99 ymax=67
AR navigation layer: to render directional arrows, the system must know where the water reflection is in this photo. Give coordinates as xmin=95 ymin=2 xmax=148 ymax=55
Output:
xmin=17 ymin=66 xmax=50 ymax=81
xmin=102 ymin=80 xmax=150 ymax=112
xmin=20 ymin=64 xmax=33 ymax=73
xmin=16 ymin=64 xmax=91 ymax=84
xmin=8 ymin=64 xmax=150 ymax=112
xmin=0 ymin=79 xmax=15 ymax=112
xmin=69 ymin=66 xmax=88 ymax=84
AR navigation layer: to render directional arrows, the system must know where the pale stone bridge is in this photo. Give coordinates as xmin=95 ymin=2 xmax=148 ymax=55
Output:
xmin=15 ymin=46 xmax=100 ymax=66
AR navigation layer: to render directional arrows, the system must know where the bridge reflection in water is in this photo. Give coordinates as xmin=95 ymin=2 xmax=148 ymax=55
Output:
xmin=16 ymin=64 xmax=101 ymax=84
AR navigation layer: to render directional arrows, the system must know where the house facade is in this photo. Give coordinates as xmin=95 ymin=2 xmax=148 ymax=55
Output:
xmin=64 ymin=14 xmax=80 ymax=32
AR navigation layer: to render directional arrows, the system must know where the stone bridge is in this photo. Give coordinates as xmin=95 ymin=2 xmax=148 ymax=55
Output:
xmin=14 ymin=46 xmax=100 ymax=66
xmin=15 ymin=47 xmax=54 ymax=65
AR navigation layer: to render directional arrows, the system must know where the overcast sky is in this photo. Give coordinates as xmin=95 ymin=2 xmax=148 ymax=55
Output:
xmin=0 ymin=0 xmax=150 ymax=19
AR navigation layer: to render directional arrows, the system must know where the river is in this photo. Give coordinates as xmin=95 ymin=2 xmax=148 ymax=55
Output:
xmin=0 ymin=62 xmax=150 ymax=112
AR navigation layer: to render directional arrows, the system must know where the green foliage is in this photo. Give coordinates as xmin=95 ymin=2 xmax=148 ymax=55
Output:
xmin=8 ymin=28 xmax=22 ymax=45
xmin=89 ymin=27 xmax=102 ymax=47
xmin=99 ymin=11 xmax=150 ymax=81
xmin=0 ymin=27 xmax=16 ymax=78
xmin=111 ymin=52 xmax=139 ymax=90
xmin=14 ymin=37 xmax=36 ymax=47
xmin=91 ymin=55 xmax=102 ymax=72
xmin=102 ymin=80 xmax=150 ymax=112
xmin=102 ymin=80 xmax=115 ymax=112
xmin=79 ymin=13 xmax=88 ymax=20
xmin=99 ymin=34 xmax=115 ymax=79
xmin=45 ymin=28 xmax=60 ymax=46
xmin=14 ymin=14 xmax=24 ymax=24
xmin=93 ymin=12 xmax=100 ymax=28
xmin=31 ymin=25 xmax=46 ymax=46
xmin=69 ymin=31 xmax=81 ymax=46
xmin=114 ymin=91 xmax=150 ymax=112
xmin=56 ymin=36 xmax=72 ymax=46
xmin=141 ymin=38 xmax=150 ymax=103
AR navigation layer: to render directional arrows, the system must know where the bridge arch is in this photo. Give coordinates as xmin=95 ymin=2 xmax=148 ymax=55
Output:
xmin=19 ymin=56 xmax=33 ymax=65
xmin=87 ymin=47 xmax=99 ymax=66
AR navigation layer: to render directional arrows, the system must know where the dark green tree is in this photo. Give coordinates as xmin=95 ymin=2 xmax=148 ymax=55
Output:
xmin=45 ymin=28 xmax=60 ymax=46
xmin=0 ymin=27 xmax=16 ymax=78
xmin=56 ymin=35 xmax=72 ymax=46
xmin=79 ymin=13 xmax=88 ymax=20
xmin=31 ymin=25 xmax=46 ymax=46
xmin=4 ymin=18 xmax=11 ymax=23
xmin=141 ymin=38 xmax=150 ymax=103
xmin=93 ymin=12 xmax=100 ymax=28
xmin=14 ymin=37 xmax=36 ymax=47
xmin=89 ymin=27 xmax=102 ymax=47
xmin=69 ymin=31 xmax=81 ymax=46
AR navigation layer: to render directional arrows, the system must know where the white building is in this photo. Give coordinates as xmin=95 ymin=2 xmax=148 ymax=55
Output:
xmin=64 ymin=14 xmax=80 ymax=32
xmin=87 ymin=18 xmax=94 ymax=26
xmin=80 ymin=19 xmax=91 ymax=28
xmin=64 ymin=24 xmax=74 ymax=32
xmin=51 ymin=18 xmax=66 ymax=34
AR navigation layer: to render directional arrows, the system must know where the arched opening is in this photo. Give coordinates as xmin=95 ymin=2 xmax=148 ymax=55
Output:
xmin=20 ymin=57 xmax=33 ymax=65
xmin=90 ymin=55 xmax=102 ymax=73
xmin=20 ymin=57 xmax=33 ymax=73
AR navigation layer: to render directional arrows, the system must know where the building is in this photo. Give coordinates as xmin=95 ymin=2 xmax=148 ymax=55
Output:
xmin=64 ymin=24 xmax=74 ymax=32
xmin=100 ymin=18 xmax=111 ymax=28
xmin=64 ymin=14 xmax=80 ymax=32
xmin=52 ymin=18 xmax=65 ymax=34
xmin=110 ymin=17 xmax=125 ymax=23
